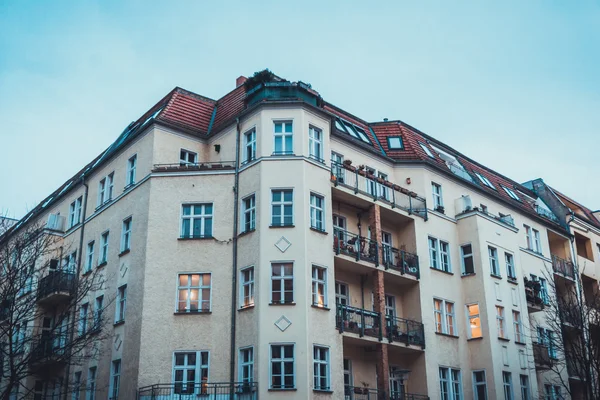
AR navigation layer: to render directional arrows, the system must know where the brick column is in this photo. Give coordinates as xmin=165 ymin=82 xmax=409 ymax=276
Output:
xmin=368 ymin=204 xmax=383 ymax=264
xmin=375 ymin=342 xmax=390 ymax=400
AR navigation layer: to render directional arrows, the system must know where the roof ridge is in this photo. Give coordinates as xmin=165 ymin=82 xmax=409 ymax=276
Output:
xmin=174 ymin=87 xmax=217 ymax=103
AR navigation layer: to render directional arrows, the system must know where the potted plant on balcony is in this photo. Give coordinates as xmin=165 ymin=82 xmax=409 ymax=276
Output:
xmin=343 ymin=159 xmax=353 ymax=166
xmin=435 ymin=205 xmax=445 ymax=214
xmin=355 ymin=382 xmax=370 ymax=395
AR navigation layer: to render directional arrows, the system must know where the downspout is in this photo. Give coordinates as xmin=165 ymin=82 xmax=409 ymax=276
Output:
xmin=229 ymin=118 xmax=242 ymax=396
xmin=63 ymin=177 xmax=89 ymax=400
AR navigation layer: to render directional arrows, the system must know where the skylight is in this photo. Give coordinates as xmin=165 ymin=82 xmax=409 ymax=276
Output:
xmin=387 ymin=136 xmax=404 ymax=150
xmin=475 ymin=172 xmax=496 ymax=189
xmin=502 ymin=186 xmax=520 ymax=201
xmin=335 ymin=117 xmax=371 ymax=144
xmin=429 ymin=144 xmax=475 ymax=184
xmin=419 ymin=142 xmax=434 ymax=158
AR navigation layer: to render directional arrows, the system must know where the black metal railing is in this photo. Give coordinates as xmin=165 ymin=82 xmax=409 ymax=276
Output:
xmin=330 ymin=161 xmax=428 ymax=220
xmin=137 ymin=382 xmax=257 ymax=399
xmin=37 ymin=271 xmax=76 ymax=302
xmin=333 ymin=228 xmax=379 ymax=265
xmin=552 ymin=254 xmax=576 ymax=280
xmin=532 ymin=343 xmax=553 ymax=369
xmin=383 ymin=246 xmax=420 ymax=279
xmin=336 ymin=303 xmax=382 ymax=340
xmin=30 ymin=335 xmax=68 ymax=364
xmin=391 ymin=394 xmax=430 ymax=400
xmin=386 ymin=316 xmax=425 ymax=348
xmin=153 ymin=161 xmax=236 ymax=172
xmin=344 ymin=386 xmax=380 ymax=400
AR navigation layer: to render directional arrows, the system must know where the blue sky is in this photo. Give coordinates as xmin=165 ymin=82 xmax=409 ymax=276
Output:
xmin=1 ymin=1 xmax=599 ymax=218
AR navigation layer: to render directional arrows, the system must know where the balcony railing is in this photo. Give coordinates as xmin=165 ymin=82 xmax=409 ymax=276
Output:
xmin=153 ymin=161 xmax=236 ymax=172
xmin=344 ymin=386 xmax=429 ymax=400
xmin=30 ymin=335 xmax=68 ymax=365
xmin=37 ymin=271 xmax=76 ymax=303
xmin=336 ymin=303 xmax=383 ymax=340
xmin=386 ymin=315 xmax=425 ymax=348
xmin=331 ymin=162 xmax=427 ymax=220
xmin=533 ymin=343 xmax=553 ymax=370
xmin=535 ymin=205 xmax=560 ymax=223
xmin=334 ymin=228 xmax=379 ymax=265
xmin=552 ymin=255 xmax=576 ymax=280
xmin=383 ymin=245 xmax=420 ymax=279
xmin=137 ymin=382 xmax=257 ymax=400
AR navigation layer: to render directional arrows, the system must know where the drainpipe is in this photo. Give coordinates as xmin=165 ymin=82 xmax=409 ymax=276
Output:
xmin=229 ymin=118 xmax=242 ymax=397
xmin=62 ymin=177 xmax=88 ymax=400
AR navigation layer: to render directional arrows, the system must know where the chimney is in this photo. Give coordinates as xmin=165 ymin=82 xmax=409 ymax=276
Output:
xmin=383 ymin=118 xmax=389 ymax=122
xmin=236 ymin=76 xmax=247 ymax=87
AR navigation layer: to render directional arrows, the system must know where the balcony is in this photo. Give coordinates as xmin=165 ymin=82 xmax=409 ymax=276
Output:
xmin=533 ymin=343 xmax=553 ymax=370
xmin=334 ymin=228 xmax=379 ymax=265
xmin=137 ymin=382 xmax=257 ymax=400
xmin=524 ymin=278 xmax=546 ymax=313
xmin=331 ymin=161 xmax=427 ymax=220
xmin=385 ymin=315 xmax=425 ymax=349
xmin=383 ymin=245 xmax=420 ymax=279
xmin=30 ymin=335 xmax=68 ymax=369
xmin=344 ymin=386 xmax=429 ymax=400
xmin=153 ymin=161 xmax=235 ymax=173
xmin=37 ymin=271 xmax=76 ymax=306
xmin=336 ymin=303 xmax=383 ymax=341
xmin=552 ymin=254 xmax=576 ymax=280
xmin=535 ymin=205 xmax=561 ymax=224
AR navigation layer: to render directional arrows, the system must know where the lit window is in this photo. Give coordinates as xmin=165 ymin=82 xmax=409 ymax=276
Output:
xmin=69 ymin=197 xmax=82 ymax=228
xmin=120 ymin=217 xmax=132 ymax=252
xmin=313 ymin=346 xmax=330 ymax=391
xmin=502 ymin=372 xmax=513 ymax=400
xmin=502 ymin=186 xmax=520 ymax=201
xmin=86 ymin=367 xmax=96 ymax=400
xmin=180 ymin=149 xmax=197 ymax=166
xmin=311 ymin=266 xmax=327 ymax=308
xmin=127 ymin=154 xmax=137 ymax=186
xmin=309 ymin=126 xmax=323 ymax=161
xmin=99 ymin=231 xmax=109 ymax=265
xmin=271 ymin=263 xmax=293 ymax=304
xmin=505 ymin=253 xmax=516 ymax=280
xmin=387 ymin=136 xmax=404 ymax=150
xmin=419 ymin=142 xmax=434 ymax=158
xmin=271 ymin=190 xmax=293 ymax=227
xmin=475 ymin=172 xmax=495 ymax=189
xmin=173 ymin=351 xmax=209 ymax=394
xmin=467 ymin=304 xmax=482 ymax=338
xmin=310 ymin=193 xmax=325 ymax=231
xmin=270 ymin=344 xmax=295 ymax=389
xmin=496 ymin=306 xmax=506 ymax=339
xmin=109 ymin=360 xmax=121 ymax=400
xmin=513 ymin=311 xmax=522 ymax=343
xmin=439 ymin=367 xmax=462 ymax=400
xmin=181 ymin=204 xmax=213 ymax=238
xmin=434 ymin=298 xmax=455 ymax=335
xmin=115 ymin=285 xmax=127 ymax=323
xmin=239 ymin=347 xmax=254 ymax=384
xmin=244 ymin=129 xmax=256 ymax=163
xmin=242 ymin=195 xmax=256 ymax=232
xmin=473 ymin=370 xmax=487 ymax=400
xmin=240 ymin=267 xmax=254 ymax=308
xmin=273 ymin=121 xmax=293 ymax=155
xmin=489 ymin=246 xmax=500 ymax=277
xmin=432 ymin=182 xmax=443 ymax=209
xmin=460 ymin=244 xmax=474 ymax=275
xmin=85 ymin=241 xmax=94 ymax=273
xmin=177 ymin=273 xmax=211 ymax=313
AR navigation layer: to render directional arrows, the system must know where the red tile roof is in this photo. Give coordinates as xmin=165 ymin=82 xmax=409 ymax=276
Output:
xmin=156 ymin=88 xmax=216 ymax=134
xmin=211 ymin=85 xmax=246 ymax=133
xmin=324 ymin=103 xmax=383 ymax=154
xmin=551 ymin=188 xmax=600 ymax=229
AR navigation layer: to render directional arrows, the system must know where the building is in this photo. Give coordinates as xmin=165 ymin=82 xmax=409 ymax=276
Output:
xmin=1 ymin=70 xmax=594 ymax=399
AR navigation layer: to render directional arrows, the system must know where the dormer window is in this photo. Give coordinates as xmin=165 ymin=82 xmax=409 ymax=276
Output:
xmin=475 ymin=172 xmax=496 ymax=189
xmin=502 ymin=186 xmax=520 ymax=201
xmin=334 ymin=117 xmax=370 ymax=144
xmin=387 ymin=136 xmax=404 ymax=150
xmin=419 ymin=142 xmax=434 ymax=158
xmin=429 ymin=144 xmax=475 ymax=183
xmin=180 ymin=149 xmax=197 ymax=166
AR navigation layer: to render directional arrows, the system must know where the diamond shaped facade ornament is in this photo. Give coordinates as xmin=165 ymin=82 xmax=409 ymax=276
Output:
xmin=275 ymin=236 xmax=291 ymax=253
xmin=274 ymin=315 xmax=292 ymax=332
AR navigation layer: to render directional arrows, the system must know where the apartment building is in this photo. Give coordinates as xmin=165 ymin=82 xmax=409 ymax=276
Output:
xmin=0 ymin=70 xmax=586 ymax=400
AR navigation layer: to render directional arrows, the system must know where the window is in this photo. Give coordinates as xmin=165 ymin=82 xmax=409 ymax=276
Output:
xmin=377 ymin=171 xmax=389 ymax=200
xmin=242 ymin=195 xmax=256 ymax=232
xmin=538 ymin=328 xmax=557 ymax=358
xmin=109 ymin=360 xmax=121 ymax=400
xmin=83 ymin=241 xmax=94 ymax=273
xmin=69 ymin=197 xmax=82 ymax=228
xmin=180 ymin=149 xmax=197 ymax=166
xmin=173 ymin=351 xmax=209 ymax=394
xmin=86 ymin=367 xmax=96 ymax=400
xmin=239 ymin=347 xmax=254 ymax=383
xmin=434 ymin=299 xmax=455 ymax=335
xmin=240 ymin=267 xmax=254 ymax=308
xmin=533 ymin=229 xmax=541 ymax=253
xmin=94 ymin=296 xmax=104 ymax=330
xmin=177 ymin=273 xmax=211 ymax=313
xmin=126 ymin=155 xmax=137 ymax=186
xmin=115 ymin=285 xmax=127 ymax=323
xmin=475 ymin=172 xmax=495 ymax=189
xmin=496 ymin=306 xmax=506 ymax=339
xmin=429 ymin=237 xmax=451 ymax=273
xmin=432 ymin=182 xmax=443 ymax=209
xmin=466 ymin=304 xmax=482 ymax=338
xmin=243 ymin=129 xmax=256 ymax=163
xmin=309 ymin=126 xmax=323 ymax=161
xmin=271 ymin=263 xmax=293 ymax=304
xmin=64 ymin=251 xmax=77 ymax=272
xmin=310 ymin=193 xmax=325 ymax=231
xmin=502 ymin=186 xmax=520 ymax=201
xmin=461 ymin=244 xmax=474 ymax=275
xmin=473 ymin=370 xmax=487 ymax=400
xmin=271 ymin=190 xmax=293 ymax=226
xmin=313 ymin=346 xmax=330 ymax=391
xmin=181 ymin=204 xmax=213 ymax=238
xmin=419 ymin=142 xmax=435 ymax=158
xmin=387 ymin=136 xmax=404 ymax=150
xmin=513 ymin=311 xmax=523 ymax=342
xmin=97 ymin=173 xmax=114 ymax=206
xmin=545 ymin=385 xmax=562 ymax=400
xmin=120 ymin=217 xmax=132 ymax=252
xmin=336 ymin=118 xmax=370 ymax=143
xmin=525 ymin=226 xmax=542 ymax=253
xmin=335 ymin=281 xmax=349 ymax=305
xmin=439 ymin=367 xmax=462 ymax=400
xmin=273 ymin=121 xmax=293 ymax=155
xmin=539 ymin=278 xmax=549 ymax=304
xmin=502 ymin=372 xmax=513 ymax=400
xmin=330 ymin=152 xmax=345 ymax=183
xmin=519 ymin=350 xmax=527 ymax=369
xmin=489 ymin=246 xmax=500 ymax=277
xmin=519 ymin=375 xmax=530 ymax=400
xmin=502 ymin=346 xmax=509 ymax=366
xmin=505 ymin=253 xmax=516 ymax=280
xmin=72 ymin=372 xmax=82 ymax=400
xmin=270 ymin=344 xmax=295 ymax=389
xmin=79 ymin=303 xmax=88 ymax=335
xmin=99 ymin=231 xmax=109 ymax=265
xmin=312 ymin=266 xmax=327 ymax=308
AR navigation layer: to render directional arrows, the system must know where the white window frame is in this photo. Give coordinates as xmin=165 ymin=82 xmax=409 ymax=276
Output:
xmin=180 ymin=149 xmax=198 ymax=166
xmin=419 ymin=142 xmax=435 ymax=158
xmin=505 ymin=252 xmax=516 ymax=279
xmin=496 ymin=306 xmax=506 ymax=339
xmin=310 ymin=193 xmax=325 ymax=231
xmin=466 ymin=303 xmax=482 ymax=339
xmin=432 ymin=182 xmax=443 ymax=209
xmin=109 ymin=359 xmax=121 ymax=400
xmin=502 ymin=371 xmax=514 ymax=400
xmin=176 ymin=273 xmax=212 ymax=313
xmin=85 ymin=241 xmax=94 ymax=273
xmin=270 ymin=343 xmax=295 ymax=389
xmin=126 ymin=154 xmax=137 ymax=186
xmin=330 ymin=151 xmax=345 ymax=183
xmin=79 ymin=303 xmax=88 ymax=336
xmin=115 ymin=285 xmax=127 ymax=323
xmin=242 ymin=195 xmax=256 ymax=233
xmin=271 ymin=263 xmax=294 ymax=304
xmin=489 ymin=246 xmax=500 ymax=277
xmin=172 ymin=351 xmax=210 ymax=394
xmin=120 ymin=217 xmax=132 ymax=253
xmin=533 ymin=229 xmax=541 ymax=254
xmin=513 ymin=310 xmax=523 ymax=343
xmin=86 ymin=367 xmax=96 ymax=400
xmin=313 ymin=345 xmax=330 ymax=391
xmin=460 ymin=244 xmax=474 ymax=275
xmin=312 ymin=265 xmax=327 ymax=308
xmin=99 ymin=231 xmax=109 ymax=265
xmin=472 ymin=370 xmax=487 ymax=400
xmin=439 ymin=367 xmax=462 ymax=400
xmin=271 ymin=189 xmax=293 ymax=227
xmin=335 ymin=281 xmax=349 ymax=305
xmin=309 ymin=126 xmax=323 ymax=161
xmin=273 ymin=121 xmax=293 ymax=155
xmin=94 ymin=295 xmax=103 ymax=329
xmin=434 ymin=298 xmax=455 ymax=335
xmin=502 ymin=186 xmax=520 ymax=201
xmin=519 ymin=375 xmax=530 ymax=400
xmin=240 ymin=266 xmax=254 ymax=309
xmin=181 ymin=204 xmax=213 ymax=238
xmin=97 ymin=173 xmax=114 ymax=206
xmin=475 ymin=172 xmax=495 ymax=189
xmin=69 ymin=197 xmax=82 ymax=228
xmin=429 ymin=237 xmax=451 ymax=272
xmin=239 ymin=346 xmax=254 ymax=383
xmin=243 ymin=129 xmax=256 ymax=163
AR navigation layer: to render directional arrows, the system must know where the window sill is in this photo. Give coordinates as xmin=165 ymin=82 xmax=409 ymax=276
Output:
xmin=113 ymin=320 xmax=125 ymax=327
xmin=89 ymin=328 xmax=102 ymax=336
xmin=311 ymin=304 xmax=330 ymax=311
xmin=435 ymin=332 xmax=459 ymax=339
xmin=467 ymin=337 xmax=483 ymax=341
xmin=308 ymin=155 xmax=326 ymax=164
xmin=461 ymin=273 xmax=476 ymax=278
xmin=82 ymin=269 xmax=93 ymax=277
xmin=178 ymin=236 xmax=214 ymax=241
xmin=95 ymin=199 xmax=113 ymax=211
xmin=313 ymin=389 xmax=333 ymax=393
xmin=238 ymin=229 xmax=256 ymax=238
xmin=269 ymin=224 xmax=295 ymax=229
xmin=241 ymin=158 xmax=256 ymax=166
xmin=269 ymin=302 xmax=296 ymax=306
xmin=430 ymin=267 xmax=454 ymax=276
xmin=268 ymin=388 xmax=297 ymax=392
xmin=515 ymin=341 xmax=526 ymax=346
xmin=118 ymin=249 xmax=130 ymax=257
xmin=310 ymin=227 xmax=327 ymax=235
xmin=507 ymin=278 xmax=518 ymax=285
xmin=124 ymin=182 xmax=136 ymax=191
xmin=97 ymin=261 xmax=108 ymax=268
xmin=238 ymin=305 xmax=255 ymax=312
xmin=270 ymin=153 xmax=296 ymax=157
xmin=490 ymin=274 xmax=503 ymax=280
xmin=174 ymin=311 xmax=212 ymax=315
xmin=498 ymin=337 xmax=510 ymax=342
